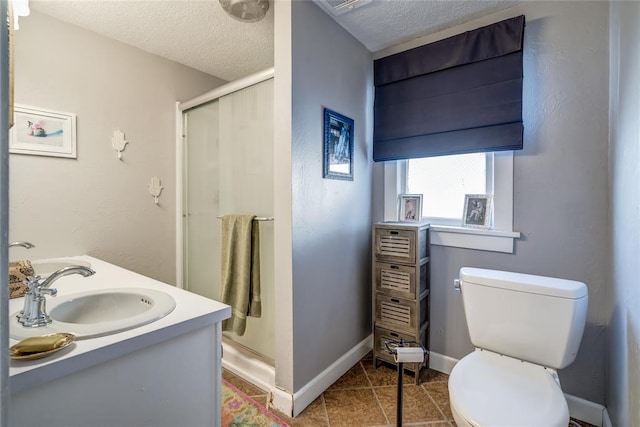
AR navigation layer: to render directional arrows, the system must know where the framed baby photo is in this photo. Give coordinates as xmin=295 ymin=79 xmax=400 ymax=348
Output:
xmin=398 ymin=194 xmax=423 ymax=222
xmin=462 ymin=194 xmax=493 ymax=229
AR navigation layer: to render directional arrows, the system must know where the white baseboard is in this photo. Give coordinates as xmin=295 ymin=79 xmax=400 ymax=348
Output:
xmin=565 ymin=394 xmax=606 ymax=427
xmin=292 ymin=334 xmax=373 ymax=416
xmin=270 ymin=386 xmax=293 ymax=416
xmin=264 ymin=335 xmax=372 ymax=417
xmin=428 ymin=351 xmax=459 ymax=374
xmin=221 ymin=341 xmax=275 ymax=393
xmin=602 ymin=408 xmax=613 ymax=427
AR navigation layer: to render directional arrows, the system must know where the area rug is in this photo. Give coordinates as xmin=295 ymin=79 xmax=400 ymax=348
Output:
xmin=222 ymin=379 xmax=289 ymax=427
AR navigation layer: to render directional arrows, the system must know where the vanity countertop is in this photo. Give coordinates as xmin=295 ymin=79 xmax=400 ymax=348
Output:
xmin=8 ymin=255 xmax=231 ymax=394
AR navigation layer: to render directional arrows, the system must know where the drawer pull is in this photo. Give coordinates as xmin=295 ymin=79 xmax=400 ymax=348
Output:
xmin=391 ymin=298 xmax=400 ymax=303
xmin=390 ymin=265 xmax=399 ymax=270
xmin=390 ymin=231 xmax=399 ymax=235
xmin=390 ymin=332 xmax=399 ymax=338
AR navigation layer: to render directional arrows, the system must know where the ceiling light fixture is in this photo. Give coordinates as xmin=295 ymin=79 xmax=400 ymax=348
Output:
xmin=219 ymin=0 xmax=269 ymax=23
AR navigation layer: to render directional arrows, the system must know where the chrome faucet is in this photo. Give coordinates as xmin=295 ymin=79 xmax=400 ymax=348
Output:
xmin=17 ymin=266 xmax=95 ymax=328
xmin=9 ymin=241 xmax=35 ymax=249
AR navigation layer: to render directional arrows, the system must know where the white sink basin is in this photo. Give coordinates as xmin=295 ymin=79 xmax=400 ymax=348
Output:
xmin=31 ymin=259 xmax=92 ymax=279
xmin=10 ymin=288 xmax=176 ymax=340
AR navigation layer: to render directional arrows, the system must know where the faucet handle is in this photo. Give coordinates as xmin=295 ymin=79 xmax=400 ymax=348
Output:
xmin=25 ymin=276 xmax=56 ymax=297
xmin=39 ymin=287 xmax=57 ymax=297
xmin=25 ymin=275 xmax=42 ymax=290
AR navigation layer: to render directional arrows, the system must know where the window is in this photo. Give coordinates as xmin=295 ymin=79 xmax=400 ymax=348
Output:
xmin=383 ymin=151 xmax=519 ymax=253
xmin=406 ymin=153 xmax=492 ymax=225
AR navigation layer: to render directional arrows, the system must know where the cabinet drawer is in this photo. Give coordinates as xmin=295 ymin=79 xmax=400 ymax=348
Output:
xmin=374 ymin=325 xmax=429 ymax=366
xmin=374 ymin=228 xmax=416 ymax=264
xmin=375 ymin=294 xmax=419 ymax=332
xmin=374 ymin=326 xmax=416 ymax=362
xmin=375 ymin=262 xmax=429 ymax=299
xmin=375 ymin=294 xmax=429 ymax=332
xmin=376 ymin=262 xmax=415 ymax=298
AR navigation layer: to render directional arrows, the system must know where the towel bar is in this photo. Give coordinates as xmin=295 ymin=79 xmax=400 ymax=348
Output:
xmin=215 ymin=215 xmax=274 ymax=221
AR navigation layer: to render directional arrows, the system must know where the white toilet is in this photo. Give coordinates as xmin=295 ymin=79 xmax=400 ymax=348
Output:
xmin=448 ymin=267 xmax=588 ymax=427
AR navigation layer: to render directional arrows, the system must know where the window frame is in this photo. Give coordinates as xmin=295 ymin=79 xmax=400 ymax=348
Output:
xmin=406 ymin=152 xmax=493 ymax=226
xmin=383 ymin=151 xmax=520 ymax=253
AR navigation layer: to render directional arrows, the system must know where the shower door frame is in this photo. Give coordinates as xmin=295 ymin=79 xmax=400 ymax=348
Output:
xmin=175 ymin=67 xmax=274 ymax=289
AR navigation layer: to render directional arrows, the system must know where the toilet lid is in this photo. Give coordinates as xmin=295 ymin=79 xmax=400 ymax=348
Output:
xmin=449 ymin=350 xmax=569 ymax=427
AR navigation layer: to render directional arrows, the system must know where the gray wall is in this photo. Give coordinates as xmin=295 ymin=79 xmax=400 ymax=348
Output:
xmin=608 ymin=2 xmax=640 ymax=426
xmin=291 ymin=1 xmax=373 ymax=390
xmin=373 ymin=1 xmax=610 ymax=404
xmin=10 ymin=12 xmax=225 ymax=284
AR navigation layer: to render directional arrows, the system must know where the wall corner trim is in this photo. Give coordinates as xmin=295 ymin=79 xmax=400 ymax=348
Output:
xmin=270 ymin=386 xmax=294 ymax=417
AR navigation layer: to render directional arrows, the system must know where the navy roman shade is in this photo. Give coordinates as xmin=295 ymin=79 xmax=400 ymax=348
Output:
xmin=373 ymin=15 xmax=525 ymax=162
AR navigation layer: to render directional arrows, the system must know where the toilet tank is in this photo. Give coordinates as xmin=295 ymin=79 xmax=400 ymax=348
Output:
xmin=459 ymin=267 xmax=588 ymax=369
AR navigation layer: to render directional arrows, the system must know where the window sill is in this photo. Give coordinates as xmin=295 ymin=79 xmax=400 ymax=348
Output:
xmin=429 ymin=225 xmax=520 ymax=253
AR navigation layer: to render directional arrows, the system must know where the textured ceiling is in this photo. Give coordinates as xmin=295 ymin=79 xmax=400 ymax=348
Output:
xmin=313 ymin=0 xmax=520 ymax=52
xmin=30 ymin=0 xmax=275 ymax=82
xmin=30 ymin=0 xmax=519 ymax=82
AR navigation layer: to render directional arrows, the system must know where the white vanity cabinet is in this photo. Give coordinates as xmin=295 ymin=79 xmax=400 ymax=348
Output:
xmin=8 ymin=256 xmax=231 ymax=427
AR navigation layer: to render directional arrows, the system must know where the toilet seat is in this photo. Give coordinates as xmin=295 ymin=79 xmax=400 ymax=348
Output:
xmin=449 ymin=349 xmax=569 ymax=427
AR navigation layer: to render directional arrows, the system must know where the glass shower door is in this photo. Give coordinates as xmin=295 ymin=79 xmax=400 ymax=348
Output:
xmin=183 ymin=79 xmax=274 ymax=362
xmin=183 ymin=100 xmax=220 ymax=301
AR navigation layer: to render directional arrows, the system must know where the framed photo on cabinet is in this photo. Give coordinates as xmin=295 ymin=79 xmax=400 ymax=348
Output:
xmin=398 ymin=194 xmax=423 ymax=222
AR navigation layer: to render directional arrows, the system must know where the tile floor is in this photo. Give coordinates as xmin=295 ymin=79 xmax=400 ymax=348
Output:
xmin=222 ymin=352 xmax=597 ymax=427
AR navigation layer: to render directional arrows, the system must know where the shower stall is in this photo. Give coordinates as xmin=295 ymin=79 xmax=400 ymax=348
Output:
xmin=177 ymin=68 xmax=274 ymax=390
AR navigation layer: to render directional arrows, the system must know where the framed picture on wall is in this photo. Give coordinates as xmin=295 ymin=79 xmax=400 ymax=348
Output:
xmin=9 ymin=105 xmax=77 ymax=158
xmin=323 ymin=108 xmax=354 ymax=181
xmin=398 ymin=194 xmax=423 ymax=222
xmin=462 ymin=194 xmax=493 ymax=229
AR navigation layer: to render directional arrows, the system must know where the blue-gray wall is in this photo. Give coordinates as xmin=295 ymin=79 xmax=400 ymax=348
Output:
xmin=374 ymin=1 xmax=610 ymax=404
xmin=291 ymin=1 xmax=373 ymax=390
xmin=608 ymin=2 xmax=640 ymax=426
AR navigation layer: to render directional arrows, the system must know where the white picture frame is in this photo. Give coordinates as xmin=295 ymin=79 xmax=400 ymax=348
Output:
xmin=462 ymin=194 xmax=493 ymax=229
xmin=10 ymin=105 xmax=77 ymax=158
xmin=398 ymin=194 xmax=423 ymax=222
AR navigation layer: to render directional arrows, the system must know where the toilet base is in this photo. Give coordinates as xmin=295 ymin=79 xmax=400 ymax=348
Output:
xmin=450 ymin=400 xmax=471 ymax=427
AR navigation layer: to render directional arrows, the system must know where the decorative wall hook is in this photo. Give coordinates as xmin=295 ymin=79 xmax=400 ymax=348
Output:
xmin=111 ymin=129 xmax=129 ymax=160
xmin=148 ymin=176 xmax=164 ymax=205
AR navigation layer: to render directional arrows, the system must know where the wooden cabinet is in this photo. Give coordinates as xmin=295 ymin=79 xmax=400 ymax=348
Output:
xmin=372 ymin=221 xmax=429 ymax=382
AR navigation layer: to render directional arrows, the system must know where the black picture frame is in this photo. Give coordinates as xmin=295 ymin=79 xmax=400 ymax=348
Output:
xmin=323 ymin=108 xmax=354 ymax=181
